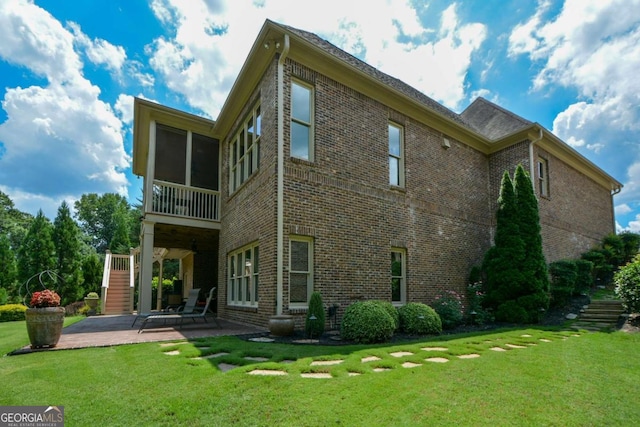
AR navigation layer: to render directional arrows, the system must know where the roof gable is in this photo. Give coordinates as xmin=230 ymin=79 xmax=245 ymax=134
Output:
xmin=461 ymin=97 xmax=531 ymax=140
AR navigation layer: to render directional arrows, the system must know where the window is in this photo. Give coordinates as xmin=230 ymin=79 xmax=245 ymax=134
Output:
xmin=537 ymin=157 xmax=549 ymax=197
xmin=391 ymin=248 xmax=406 ymax=304
xmin=389 ymin=123 xmax=404 ymax=187
xmin=289 ymin=236 xmax=313 ymax=306
xmin=291 ymin=81 xmax=314 ymax=161
xmin=228 ymin=243 xmax=259 ymax=306
xmin=229 ymin=104 xmax=261 ymax=193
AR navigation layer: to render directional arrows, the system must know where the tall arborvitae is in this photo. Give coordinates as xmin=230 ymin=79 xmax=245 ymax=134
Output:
xmin=482 ymin=170 xmax=525 ymax=310
xmin=17 ymin=210 xmax=56 ymax=288
xmin=0 ymin=234 xmax=18 ymax=299
xmin=513 ymin=164 xmax=550 ymax=320
xmin=53 ymin=201 xmax=84 ymax=305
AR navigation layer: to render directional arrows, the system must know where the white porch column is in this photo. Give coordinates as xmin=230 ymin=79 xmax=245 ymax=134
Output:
xmin=138 ymin=220 xmax=155 ymax=314
xmin=156 ymin=258 xmax=164 ymax=310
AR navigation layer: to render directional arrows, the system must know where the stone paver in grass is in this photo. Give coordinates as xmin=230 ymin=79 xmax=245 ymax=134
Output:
xmin=348 ymin=372 xmax=362 ymax=377
xmin=164 ymin=350 xmax=181 ymax=356
xmin=293 ymin=339 xmax=319 ymax=344
xmin=311 ymin=360 xmax=343 ymax=366
xmin=521 ymin=334 xmax=533 ymax=337
xmin=249 ymin=337 xmax=275 ymax=343
xmin=422 ymin=347 xmax=448 ymax=352
xmin=425 ymin=357 xmax=449 ymax=363
xmin=160 ymin=342 xmax=188 ymax=347
xmin=373 ymin=367 xmax=391 ymax=372
xmin=490 ymin=347 xmax=507 ymax=352
xmin=301 ymin=372 xmax=332 ymax=379
xmin=390 ymin=351 xmax=414 ymax=358
xmin=281 ymin=359 xmax=296 ymax=364
xmin=193 ymin=352 xmax=229 ymax=360
xmin=539 ymin=338 xmax=552 ymax=342
xmin=218 ymin=363 xmax=239 ymax=372
xmin=248 ymin=369 xmax=288 ymax=376
xmin=402 ymin=362 xmax=422 ymax=368
xmin=244 ymin=356 xmax=270 ymax=362
xmin=457 ymin=354 xmax=480 ymax=359
xmin=505 ymin=344 xmax=527 ymax=349
xmin=361 ymin=356 xmax=381 ymax=363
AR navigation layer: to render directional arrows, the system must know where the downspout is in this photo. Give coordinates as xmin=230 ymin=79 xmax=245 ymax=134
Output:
xmin=276 ymin=34 xmax=290 ymax=315
xmin=611 ymin=185 xmax=622 ymax=233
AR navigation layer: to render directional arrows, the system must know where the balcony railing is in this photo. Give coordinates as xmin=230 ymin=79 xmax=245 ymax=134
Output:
xmin=151 ymin=180 xmax=220 ymax=221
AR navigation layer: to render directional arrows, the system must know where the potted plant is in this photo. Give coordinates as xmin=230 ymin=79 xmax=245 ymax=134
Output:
xmin=84 ymin=292 xmax=100 ymax=316
xmin=25 ymin=289 xmax=65 ymax=349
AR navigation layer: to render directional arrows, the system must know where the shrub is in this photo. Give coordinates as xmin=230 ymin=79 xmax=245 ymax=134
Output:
xmin=0 ymin=287 xmax=7 ymax=305
xmin=0 ymin=304 xmax=27 ymax=322
xmin=305 ymin=291 xmax=325 ymax=338
xmin=341 ymin=301 xmax=395 ymax=343
xmin=372 ymin=300 xmax=399 ymax=330
xmin=549 ymin=260 xmax=578 ymax=307
xmin=573 ymin=259 xmax=594 ymax=295
xmin=467 ymin=281 xmax=492 ymax=325
xmin=86 ymin=292 xmax=99 ymax=299
xmin=65 ymin=300 xmax=86 ymax=316
xmin=433 ymin=290 xmax=464 ymax=329
xmin=398 ymin=303 xmax=442 ymax=335
xmin=495 ymin=300 xmax=529 ymax=323
xmin=614 ymin=256 xmax=640 ymax=313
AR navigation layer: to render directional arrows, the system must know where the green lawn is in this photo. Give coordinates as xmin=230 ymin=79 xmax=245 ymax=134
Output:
xmin=1 ymin=321 xmax=638 ymax=426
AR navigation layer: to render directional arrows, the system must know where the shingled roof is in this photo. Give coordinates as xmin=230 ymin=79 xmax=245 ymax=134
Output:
xmin=278 ymin=21 xmax=472 ymax=128
xmin=460 ymin=97 xmax=532 ymax=141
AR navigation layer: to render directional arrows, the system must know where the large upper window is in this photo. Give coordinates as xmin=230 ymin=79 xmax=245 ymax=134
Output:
xmin=391 ymin=248 xmax=406 ymax=305
xmin=291 ymin=81 xmax=314 ymax=161
xmin=155 ymin=124 xmax=218 ymax=190
xmin=537 ymin=157 xmax=549 ymax=197
xmin=228 ymin=243 xmax=259 ymax=307
xmin=289 ymin=236 xmax=313 ymax=306
xmin=389 ymin=123 xmax=404 ymax=187
xmin=230 ymin=104 xmax=261 ymax=193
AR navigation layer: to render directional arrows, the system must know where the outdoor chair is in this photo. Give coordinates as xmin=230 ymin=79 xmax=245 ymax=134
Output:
xmin=131 ymin=288 xmax=201 ymax=327
xmin=138 ymin=287 xmax=218 ymax=333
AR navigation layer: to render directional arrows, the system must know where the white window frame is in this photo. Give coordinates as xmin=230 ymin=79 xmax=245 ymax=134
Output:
xmin=290 ymin=80 xmax=314 ymax=161
xmin=391 ymin=248 xmax=406 ymax=305
xmin=537 ymin=157 xmax=549 ymax=198
xmin=229 ymin=104 xmax=261 ymax=194
xmin=288 ymin=236 xmax=314 ymax=308
xmin=389 ymin=122 xmax=405 ymax=187
xmin=227 ymin=243 xmax=259 ymax=307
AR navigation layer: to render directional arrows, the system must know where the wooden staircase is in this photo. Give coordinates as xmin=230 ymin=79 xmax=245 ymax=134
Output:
xmin=102 ymin=252 xmax=135 ymax=315
xmin=571 ymin=300 xmax=625 ymax=331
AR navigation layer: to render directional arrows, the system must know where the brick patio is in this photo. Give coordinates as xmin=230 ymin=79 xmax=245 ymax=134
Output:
xmin=13 ymin=314 xmax=266 ymax=354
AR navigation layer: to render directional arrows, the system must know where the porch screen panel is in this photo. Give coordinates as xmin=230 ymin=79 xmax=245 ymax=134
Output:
xmin=155 ymin=124 xmax=186 ymax=185
xmin=191 ymin=133 xmax=218 ymax=190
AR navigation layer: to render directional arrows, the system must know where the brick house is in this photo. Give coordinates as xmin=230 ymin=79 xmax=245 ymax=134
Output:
xmin=131 ymin=20 xmax=621 ymax=328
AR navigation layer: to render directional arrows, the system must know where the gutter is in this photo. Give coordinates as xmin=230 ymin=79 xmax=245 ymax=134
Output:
xmin=276 ymin=34 xmax=290 ymax=315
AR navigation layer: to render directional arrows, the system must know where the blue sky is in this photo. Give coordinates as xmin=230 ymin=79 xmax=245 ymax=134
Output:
xmin=1 ymin=0 xmax=639 ymax=232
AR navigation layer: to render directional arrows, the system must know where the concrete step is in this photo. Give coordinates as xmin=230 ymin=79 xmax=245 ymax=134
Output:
xmin=572 ymin=299 xmax=625 ymax=331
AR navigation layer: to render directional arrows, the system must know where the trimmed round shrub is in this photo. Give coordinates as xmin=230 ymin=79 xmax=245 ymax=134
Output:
xmin=372 ymin=300 xmax=399 ymax=330
xmin=305 ymin=291 xmax=326 ymax=338
xmin=398 ymin=303 xmax=442 ymax=335
xmin=0 ymin=304 xmax=27 ymax=322
xmin=495 ymin=300 xmax=529 ymax=323
xmin=549 ymin=260 xmax=577 ymax=307
xmin=341 ymin=301 xmax=395 ymax=343
xmin=614 ymin=256 xmax=640 ymax=313
xmin=433 ymin=291 xmax=464 ymax=329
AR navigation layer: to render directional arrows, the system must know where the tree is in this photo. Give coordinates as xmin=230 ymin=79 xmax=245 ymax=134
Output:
xmin=513 ymin=164 xmax=549 ymax=318
xmin=0 ymin=234 xmax=18 ymax=301
xmin=81 ymin=253 xmax=103 ymax=294
xmin=53 ymin=201 xmax=84 ymax=304
xmin=75 ymin=193 xmax=136 ymax=253
xmin=109 ymin=203 xmax=132 ymax=254
xmin=0 ymin=190 xmax=33 ymax=250
xmin=482 ymin=170 xmax=525 ymax=310
xmin=17 ymin=210 xmax=56 ymax=287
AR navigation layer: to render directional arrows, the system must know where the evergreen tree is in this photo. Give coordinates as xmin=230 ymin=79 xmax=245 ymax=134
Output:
xmin=0 ymin=234 xmax=18 ymax=301
xmin=17 ymin=210 xmax=56 ymax=288
xmin=109 ymin=204 xmax=132 ymax=254
xmin=81 ymin=253 xmax=103 ymax=294
xmin=53 ymin=201 xmax=84 ymax=304
xmin=513 ymin=164 xmax=550 ymax=319
xmin=482 ymin=170 xmax=525 ymax=309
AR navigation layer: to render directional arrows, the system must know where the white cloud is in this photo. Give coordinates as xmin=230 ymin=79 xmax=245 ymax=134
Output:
xmin=68 ymin=22 xmax=127 ymax=74
xmin=0 ymin=0 xmax=130 ymax=210
xmin=616 ymin=204 xmax=633 ymax=215
xmin=115 ymin=94 xmax=135 ymax=125
xmin=145 ymin=0 xmax=486 ymax=116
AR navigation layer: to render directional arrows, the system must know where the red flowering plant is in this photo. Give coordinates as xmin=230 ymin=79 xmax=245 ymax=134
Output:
xmin=30 ymin=289 xmax=61 ymax=308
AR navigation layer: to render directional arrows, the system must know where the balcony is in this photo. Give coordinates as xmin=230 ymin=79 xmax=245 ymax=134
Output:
xmin=151 ymin=180 xmax=220 ymax=222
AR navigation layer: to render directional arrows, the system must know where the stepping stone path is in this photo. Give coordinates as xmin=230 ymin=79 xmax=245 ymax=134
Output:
xmin=160 ymin=332 xmax=581 ymax=379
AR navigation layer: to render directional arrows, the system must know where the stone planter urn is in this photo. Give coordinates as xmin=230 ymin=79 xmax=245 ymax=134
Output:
xmin=25 ymin=307 xmax=66 ymax=349
xmin=268 ymin=315 xmax=295 ymax=336
xmin=84 ymin=297 xmax=100 ymax=316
